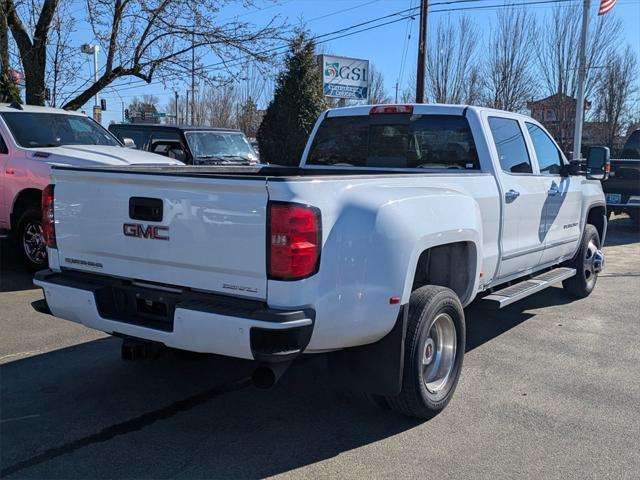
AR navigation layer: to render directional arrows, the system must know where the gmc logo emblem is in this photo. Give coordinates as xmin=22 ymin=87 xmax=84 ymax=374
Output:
xmin=123 ymin=223 xmax=170 ymax=241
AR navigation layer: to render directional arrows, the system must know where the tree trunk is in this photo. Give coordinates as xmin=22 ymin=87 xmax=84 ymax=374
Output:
xmin=0 ymin=8 xmax=9 ymax=76
xmin=19 ymin=38 xmax=47 ymax=105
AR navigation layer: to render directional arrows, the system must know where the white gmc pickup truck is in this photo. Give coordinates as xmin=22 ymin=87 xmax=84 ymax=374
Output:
xmin=35 ymin=104 xmax=610 ymax=419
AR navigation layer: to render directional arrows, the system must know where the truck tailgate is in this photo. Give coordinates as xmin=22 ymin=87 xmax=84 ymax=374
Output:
xmin=51 ymin=169 xmax=268 ymax=300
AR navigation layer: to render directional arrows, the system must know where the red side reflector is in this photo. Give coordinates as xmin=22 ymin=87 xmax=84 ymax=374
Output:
xmin=389 ymin=296 xmax=401 ymax=304
xmin=42 ymin=184 xmax=56 ymax=248
xmin=268 ymin=202 xmax=321 ymax=280
xmin=370 ymin=105 xmax=413 ymax=114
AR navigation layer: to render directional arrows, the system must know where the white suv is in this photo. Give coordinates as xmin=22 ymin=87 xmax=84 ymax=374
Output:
xmin=0 ymin=103 xmax=182 ymax=270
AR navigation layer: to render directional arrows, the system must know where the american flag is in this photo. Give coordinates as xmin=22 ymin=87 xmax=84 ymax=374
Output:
xmin=598 ymin=0 xmax=616 ymax=15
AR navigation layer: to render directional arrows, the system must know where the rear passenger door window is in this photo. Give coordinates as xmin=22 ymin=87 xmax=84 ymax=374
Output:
xmin=526 ymin=123 xmax=564 ymax=175
xmin=0 ymin=134 xmax=7 ymax=154
xmin=488 ymin=117 xmax=532 ymax=174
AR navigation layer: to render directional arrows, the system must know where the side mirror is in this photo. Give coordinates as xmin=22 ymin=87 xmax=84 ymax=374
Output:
xmin=122 ymin=137 xmax=137 ymax=149
xmin=586 ymin=146 xmax=610 ymax=181
xmin=561 ymin=160 xmax=582 ymax=177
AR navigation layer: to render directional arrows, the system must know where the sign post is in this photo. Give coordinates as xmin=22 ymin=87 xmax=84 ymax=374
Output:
xmin=318 ymin=55 xmax=369 ymax=101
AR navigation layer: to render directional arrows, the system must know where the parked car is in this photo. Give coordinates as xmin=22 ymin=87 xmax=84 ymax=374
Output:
xmin=108 ymin=123 xmax=260 ymax=165
xmin=0 ymin=103 xmax=182 ymax=270
xmin=35 ymin=104 xmax=609 ymax=419
xmin=604 ymin=130 xmax=640 ymax=222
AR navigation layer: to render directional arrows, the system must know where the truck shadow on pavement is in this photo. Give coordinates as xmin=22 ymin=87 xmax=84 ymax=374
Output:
xmin=1 ymin=287 xmax=580 ymax=479
xmin=603 ymin=215 xmax=640 ymax=246
xmin=0 ymin=240 xmax=37 ymax=293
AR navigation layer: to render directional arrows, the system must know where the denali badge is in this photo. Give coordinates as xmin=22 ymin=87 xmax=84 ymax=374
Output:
xmin=123 ymin=223 xmax=170 ymax=241
xmin=223 ymin=283 xmax=258 ymax=294
xmin=65 ymin=257 xmax=103 ymax=268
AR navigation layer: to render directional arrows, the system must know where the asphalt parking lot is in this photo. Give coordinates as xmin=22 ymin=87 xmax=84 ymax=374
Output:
xmin=1 ymin=216 xmax=639 ymax=479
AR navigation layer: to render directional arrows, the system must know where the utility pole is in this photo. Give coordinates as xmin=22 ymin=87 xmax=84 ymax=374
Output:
xmin=415 ymin=0 xmax=428 ymax=104
xmin=185 ymin=89 xmax=190 ymax=125
xmin=572 ymin=0 xmax=590 ymax=160
xmin=395 ymin=82 xmax=399 ymax=103
xmin=174 ymin=91 xmax=179 ymax=124
xmin=191 ymin=31 xmax=196 ymax=126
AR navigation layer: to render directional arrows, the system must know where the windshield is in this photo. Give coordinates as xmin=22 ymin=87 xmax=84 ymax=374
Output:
xmin=184 ymin=131 xmax=258 ymax=164
xmin=0 ymin=112 xmax=120 ymax=148
xmin=306 ymin=114 xmax=479 ymax=170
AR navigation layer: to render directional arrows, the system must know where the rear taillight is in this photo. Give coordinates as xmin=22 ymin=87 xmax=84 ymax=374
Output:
xmin=268 ymin=202 xmax=321 ymax=280
xmin=42 ymin=184 xmax=56 ymax=248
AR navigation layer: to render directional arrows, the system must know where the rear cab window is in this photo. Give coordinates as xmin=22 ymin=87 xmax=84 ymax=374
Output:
xmin=110 ymin=127 xmax=149 ymax=150
xmin=306 ymin=113 xmax=479 ymax=170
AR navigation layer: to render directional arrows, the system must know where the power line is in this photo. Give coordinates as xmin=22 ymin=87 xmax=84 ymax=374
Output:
xmin=64 ymin=0 xmax=588 ymax=100
xmin=87 ymin=4 xmax=425 ymax=95
xmin=397 ymin=0 xmax=417 ymax=94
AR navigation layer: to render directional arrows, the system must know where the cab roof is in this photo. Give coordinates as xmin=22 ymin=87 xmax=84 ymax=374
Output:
xmin=326 ymin=103 xmax=533 ymax=121
xmin=0 ymin=103 xmax=86 ymax=116
xmin=109 ymin=123 xmax=242 ymax=133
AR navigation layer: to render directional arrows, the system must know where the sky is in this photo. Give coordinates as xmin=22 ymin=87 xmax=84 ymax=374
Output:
xmin=54 ymin=0 xmax=640 ymax=125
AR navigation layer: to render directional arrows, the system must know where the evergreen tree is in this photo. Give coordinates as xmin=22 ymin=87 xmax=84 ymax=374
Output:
xmin=257 ymin=30 xmax=326 ymax=165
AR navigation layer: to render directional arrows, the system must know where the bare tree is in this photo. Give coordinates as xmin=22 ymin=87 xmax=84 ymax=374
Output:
xmin=235 ymin=64 xmax=270 ymax=136
xmin=47 ymin=0 xmax=86 ymax=107
xmin=4 ymin=0 xmax=285 ymax=107
xmin=368 ymin=64 xmax=390 ymax=104
xmin=0 ymin=2 xmax=9 ymax=77
xmin=534 ymin=5 xmax=621 ymax=151
xmin=425 ymin=16 xmax=479 ymax=104
xmin=594 ymin=46 xmax=638 ymax=151
xmin=483 ymin=8 xmax=537 ymax=112
xmin=184 ymin=84 xmax=237 ymax=127
xmin=4 ymin=0 xmax=59 ymax=105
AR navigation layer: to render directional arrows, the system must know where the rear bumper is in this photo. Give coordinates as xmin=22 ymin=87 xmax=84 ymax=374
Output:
xmin=606 ymin=194 xmax=640 ymax=210
xmin=34 ymin=269 xmax=314 ymax=362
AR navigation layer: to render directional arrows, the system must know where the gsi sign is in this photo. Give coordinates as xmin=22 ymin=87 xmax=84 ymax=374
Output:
xmin=318 ymin=55 xmax=369 ymax=100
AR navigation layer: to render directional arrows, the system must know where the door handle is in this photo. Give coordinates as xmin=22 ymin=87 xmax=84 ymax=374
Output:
xmin=548 ymin=185 xmax=560 ymax=196
xmin=505 ymin=189 xmax=520 ymax=202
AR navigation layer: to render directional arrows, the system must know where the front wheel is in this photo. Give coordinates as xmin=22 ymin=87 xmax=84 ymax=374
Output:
xmin=563 ymin=224 xmax=603 ymax=298
xmin=16 ymin=207 xmax=48 ymax=271
xmin=385 ymin=285 xmax=465 ymax=419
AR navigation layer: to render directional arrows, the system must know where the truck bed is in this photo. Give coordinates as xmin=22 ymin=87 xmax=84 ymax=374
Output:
xmin=52 ymin=164 xmax=485 ymax=179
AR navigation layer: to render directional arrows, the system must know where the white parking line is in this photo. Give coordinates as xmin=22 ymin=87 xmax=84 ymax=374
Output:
xmin=0 ymin=414 xmax=41 ymax=424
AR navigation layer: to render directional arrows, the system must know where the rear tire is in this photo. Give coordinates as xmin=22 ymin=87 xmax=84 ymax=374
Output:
xmin=15 ymin=207 xmax=47 ymax=271
xmin=563 ymin=224 xmax=602 ymax=298
xmin=384 ymin=285 xmax=465 ymax=419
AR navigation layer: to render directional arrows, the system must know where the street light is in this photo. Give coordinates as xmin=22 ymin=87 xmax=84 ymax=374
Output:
xmin=80 ymin=44 xmax=100 ymax=121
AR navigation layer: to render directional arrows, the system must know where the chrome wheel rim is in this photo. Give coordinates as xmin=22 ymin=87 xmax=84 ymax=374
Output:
xmin=423 ymin=313 xmax=457 ymax=395
xmin=22 ymin=221 xmax=46 ymax=265
xmin=583 ymin=239 xmax=603 ymax=289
